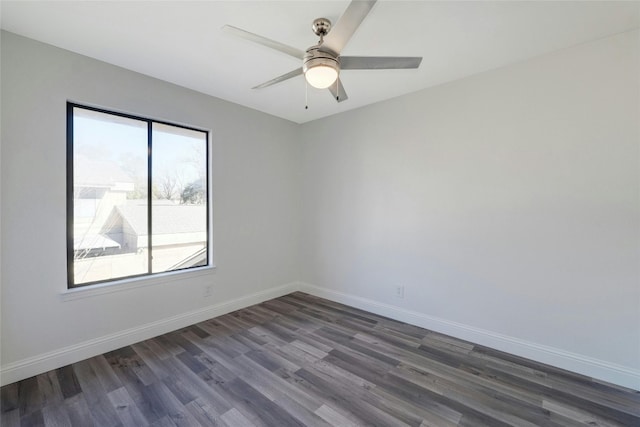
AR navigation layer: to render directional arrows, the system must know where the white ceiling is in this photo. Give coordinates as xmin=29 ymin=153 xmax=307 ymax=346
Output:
xmin=1 ymin=1 xmax=638 ymax=124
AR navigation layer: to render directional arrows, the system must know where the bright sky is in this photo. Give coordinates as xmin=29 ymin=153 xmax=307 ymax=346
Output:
xmin=73 ymin=107 xmax=206 ymax=186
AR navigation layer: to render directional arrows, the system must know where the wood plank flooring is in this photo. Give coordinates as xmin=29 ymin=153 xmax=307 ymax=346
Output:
xmin=2 ymin=292 xmax=639 ymax=426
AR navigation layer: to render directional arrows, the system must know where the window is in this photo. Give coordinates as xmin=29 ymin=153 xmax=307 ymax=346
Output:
xmin=67 ymin=103 xmax=210 ymax=288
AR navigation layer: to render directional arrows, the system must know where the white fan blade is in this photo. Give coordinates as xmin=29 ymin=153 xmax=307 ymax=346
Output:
xmin=252 ymin=68 xmax=303 ymax=89
xmin=223 ymin=25 xmax=305 ymax=60
xmin=328 ymin=78 xmax=348 ymax=102
xmin=340 ymin=56 xmax=422 ymax=70
xmin=322 ymin=0 xmax=377 ymax=55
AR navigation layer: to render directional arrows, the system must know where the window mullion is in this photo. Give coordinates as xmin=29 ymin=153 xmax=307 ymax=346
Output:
xmin=147 ymin=121 xmax=153 ymax=274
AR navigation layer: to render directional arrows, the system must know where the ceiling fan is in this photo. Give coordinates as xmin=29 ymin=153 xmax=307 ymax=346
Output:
xmin=222 ymin=0 xmax=422 ymax=103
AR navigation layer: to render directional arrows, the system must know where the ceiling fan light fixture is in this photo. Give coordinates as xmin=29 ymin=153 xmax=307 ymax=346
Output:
xmin=303 ymin=47 xmax=339 ymax=89
xmin=225 ymin=0 xmax=421 ymax=104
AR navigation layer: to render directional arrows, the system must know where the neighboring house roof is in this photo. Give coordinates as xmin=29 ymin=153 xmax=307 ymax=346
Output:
xmin=167 ymin=247 xmax=207 ymax=270
xmin=74 ymin=155 xmax=134 ymax=187
xmin=117 ymin=201 xmax=206 ymax=235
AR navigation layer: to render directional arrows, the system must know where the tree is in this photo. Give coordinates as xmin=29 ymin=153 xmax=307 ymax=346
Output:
xmin=159 ymin=173 xmax=177 ymax=200
xmin=181 ymin=179 xmax=205 ymax=204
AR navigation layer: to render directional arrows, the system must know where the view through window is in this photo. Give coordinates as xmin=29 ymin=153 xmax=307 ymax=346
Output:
xmin=68 ymin=104 xmax=209 ymax=287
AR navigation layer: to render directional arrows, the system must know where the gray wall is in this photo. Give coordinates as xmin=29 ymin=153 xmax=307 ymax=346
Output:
xmin=1 ymin=32 xmax=301 ymax=381
xmin=2 ymin=29 xmax=639 ymax=388
xmin=300 ymin=30 xmax=639 ymax=384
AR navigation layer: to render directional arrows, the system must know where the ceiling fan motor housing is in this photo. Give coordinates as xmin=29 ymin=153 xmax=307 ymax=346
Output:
xmin=303 ymin=46 xmax=340 ymax=74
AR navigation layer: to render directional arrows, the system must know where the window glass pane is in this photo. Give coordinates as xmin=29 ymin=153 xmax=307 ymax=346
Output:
xmin=69 ymin=105 xmax=210 ymax=288
xmin=72 ymin=107 xmax=148 ymax=285
xmin=151 ymin=123 xmax=208 ymax=273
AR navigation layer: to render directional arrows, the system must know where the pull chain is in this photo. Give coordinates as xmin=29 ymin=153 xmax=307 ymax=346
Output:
xmin=305 ymin=80 xmax=308 ymax=110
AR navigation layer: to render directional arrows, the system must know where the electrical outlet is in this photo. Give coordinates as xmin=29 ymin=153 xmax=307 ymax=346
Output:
xmin=395 ymin=285 xmax=404 ymax=299
xmin=204 ymin=285 xmax=213 ymax=298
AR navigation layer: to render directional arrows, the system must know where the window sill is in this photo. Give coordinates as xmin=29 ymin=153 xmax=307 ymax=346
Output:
xmin=60 ymin=265 xmax=216 ymax=302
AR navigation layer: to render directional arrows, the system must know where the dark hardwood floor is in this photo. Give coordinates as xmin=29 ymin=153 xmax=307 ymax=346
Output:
xmin=2 ymin=292 xmax=639 ymax=426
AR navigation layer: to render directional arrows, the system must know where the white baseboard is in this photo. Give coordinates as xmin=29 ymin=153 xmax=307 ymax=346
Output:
xmin=3 ymin=281 xmax=638 ymax=391
xmin=0 ymin=282 xmax=299 ymax=386
xmin=299 ymin=283 xmax=640 ymax=391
